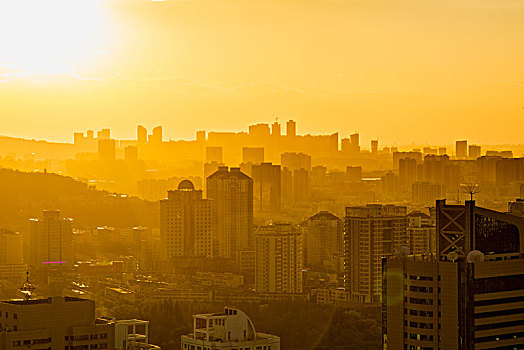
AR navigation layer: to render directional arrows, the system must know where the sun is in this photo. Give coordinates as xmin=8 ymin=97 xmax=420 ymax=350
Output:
xmin=0 ymin=0 xmax=109 ymax=75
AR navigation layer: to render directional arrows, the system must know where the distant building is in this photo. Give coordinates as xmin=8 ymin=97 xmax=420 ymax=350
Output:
xmin=137 ymin=125 xmax=147 ymax=144
xmin=281 ymin=152 xmax=312 ymax=171
xmin=98 ymin=139 xmax=116 ymax=161
xmin=29 ymin=210 xmax=73 ymax=268
xmin=181 ymin=307 xmax=280 ymax=350
xmin=206 ymin=147 xmax=223 ymax=163
xmin=350 ymin=133 xmax=360 ymax=154
xmin=346 ymin=166 xmax=362 ymax=181
xmin=255 ymin=223 xmax=302 ymax=294
xmin=456 ymin=140 xmax=468 ymax=159
xmin=407 ymin=211 xmax=435 ymax=255
xmin=468 ymin=144 xmax=481 ymax=159
xmin=383 ymin=200 xmax=524 ymax=349
xmin=286 ymin=120 xmax=296 ymax=137
xmin=160 ymin=180 xmax=214 ymax=259
xmin=302 ymin=211 xmax=343 ymax=267
xmin=344 ymin=204 xmax=408 ymax=304
xmin=251 ymin=163 xmax=281 ymax=212
xmin=242 ymin=147 xmax=264 ymax=164
xmin=371 ymin=139 xmax=378 ymax=154
xmin=509 ymin=198 xmax=524 ymax=217
xmin=206 ymin=166 xmax=253 ymax=258
xmin=412 ymin=181 xmax=444 ymax=206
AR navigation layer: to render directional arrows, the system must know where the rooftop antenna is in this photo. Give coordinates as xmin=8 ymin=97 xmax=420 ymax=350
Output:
xmin=19 ymin=271 xmax=36 ymax=301
xmin=463 ymin=183 xmax=480 ymax=201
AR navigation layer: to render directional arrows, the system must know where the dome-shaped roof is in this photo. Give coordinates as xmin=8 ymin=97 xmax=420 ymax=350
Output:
xmin=177 ymin=180 xmax=195 ymax=191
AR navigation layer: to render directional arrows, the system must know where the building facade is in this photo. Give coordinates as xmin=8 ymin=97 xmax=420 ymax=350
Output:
xmin=29 ymin=210 xmax=73 ymax=268
xmin=160 ymin=180 xmax=214 ymax=259
xmin=344 ymin=204 xmax=408 ymax=304
xmin=206 ymin=166 xmax=253 ymax=258
xmin=383 ymin=200 xmax=524 ymax=349
xmin=255 ymin=223 xmax=303 ymax=294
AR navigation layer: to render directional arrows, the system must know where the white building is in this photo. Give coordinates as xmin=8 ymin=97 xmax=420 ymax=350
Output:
xmin=181 ymin=307 xmax=280 ymax=350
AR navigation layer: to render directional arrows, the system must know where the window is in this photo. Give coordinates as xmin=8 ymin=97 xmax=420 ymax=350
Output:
xmin=100 ymin=334 xmax=107 ymax=339
xmin=100 ymin=344 xmax=108 ymax=349
xmin=13 ymin=313 xmax=17 ymax=320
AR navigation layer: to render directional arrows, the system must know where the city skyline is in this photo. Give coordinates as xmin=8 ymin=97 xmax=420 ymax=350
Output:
xmin=1 ymin=0 xmax=523 ymax=144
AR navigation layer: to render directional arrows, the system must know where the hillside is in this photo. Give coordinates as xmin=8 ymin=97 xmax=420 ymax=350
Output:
xmin=0 ymin=168 xmax=158 ymax=232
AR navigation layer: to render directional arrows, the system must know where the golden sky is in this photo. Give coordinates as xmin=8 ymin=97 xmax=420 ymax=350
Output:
xmin=0 ymin=0 xmax=523 ymax=145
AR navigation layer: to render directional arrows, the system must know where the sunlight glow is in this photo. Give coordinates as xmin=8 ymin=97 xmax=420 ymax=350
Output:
xmin=0 ymin=0 xmax=109 ymax=74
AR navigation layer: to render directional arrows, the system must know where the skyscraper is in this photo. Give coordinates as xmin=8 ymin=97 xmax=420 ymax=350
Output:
xmin=344 ymin=204 xmax=408 ymax=303
xmin=383 ymin=200 xmax=524 ymax=349
xmin=160 ymin=180 xmax=214 ymax=259
xmin=456 ymin=140 xmax=468 ymax=159
xmin=206 ymin=166 xmax=253 ymax=258
xmin=251 ymin=162 xmax=281 ymax=212
xmin=97 ymin=139 xmax=116 ymax=161
xmin=29 ymin=210 xmax=73 ymax=268
xmin=350 ymin=133 xmax=360 ymax=154
xmin=302 ymin=211 xmax=343 ymax=267
xmin=137 ymin=125 xmax=147 ymax=144
xmin=371 ymin=139 xmax=378 ymax=154
xmin=286 ymin=120 xmax=296 ymax=137
xmin=255 ymin=223 xmax=302 ymax=294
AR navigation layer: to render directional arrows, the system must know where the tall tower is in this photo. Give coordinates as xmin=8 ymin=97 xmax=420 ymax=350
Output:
xmin=456 ymin=140 xmax=468 ymax=159
xmin=344 ymin=204 xmax=408 ymax=303
xmin=160 ymin=180 xmax=214 ymax=259
xmin=29 ymin=210 xmax=73 ymax=268
xmin=137 ymin=125 xmax=147 ymax=144
xmin=286 ymin=120 xmax=296 ymax=137
xmin=255 ymin=223 xmax=302 ymax=294
xmin=206 ymin=167 xmax=253 ymax=258
xmin=383 ymin=200 xmax=524 ymax=349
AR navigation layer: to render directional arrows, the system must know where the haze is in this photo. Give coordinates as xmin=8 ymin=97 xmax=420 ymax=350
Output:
xmin=1 ymin=0 xmax=523 ymax=145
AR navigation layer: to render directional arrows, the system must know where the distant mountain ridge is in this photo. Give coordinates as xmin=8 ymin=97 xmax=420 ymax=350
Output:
xmin=0 ymin=168 xmax=158 ymax=232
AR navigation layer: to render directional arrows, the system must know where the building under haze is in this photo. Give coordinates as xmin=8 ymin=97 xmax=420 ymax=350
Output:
xmin=255 ymin=223 xmax=302 ymax=294
xmin=206 ymin=166 xmax=253 ymax=258
xmin=160 ymin=180 xmax=214 ymax=259
xmin=344 ymin=204 xmax=408 ymax=304
xmin=181 ymin=307 xmax=280 ymax=350
xmin=251 ymin=162 xmax=281 ymax=212
xmin=29 ymin=210 xmax=73 ymax=268
xmin=383 ymin=200 xmax=524 ymax=349
xmin=302 ymin=211 xmax=343 ymax=267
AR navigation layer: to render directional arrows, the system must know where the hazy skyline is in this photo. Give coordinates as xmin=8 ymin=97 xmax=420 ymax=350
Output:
xmin=1 ymin=0 xmax=523 ymax=144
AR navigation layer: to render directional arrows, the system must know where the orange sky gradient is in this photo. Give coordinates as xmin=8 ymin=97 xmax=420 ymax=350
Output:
xmin=0 ymin=0 xmax=523 ymax=146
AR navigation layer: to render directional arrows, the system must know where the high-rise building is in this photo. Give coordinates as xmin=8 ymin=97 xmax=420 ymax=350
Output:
xmin=29 ymin=210 xmax=73 ymax=268
xmin=0 ymin=229 xmax=26 ymax=280
xmin=0 ymin=296 xmax=159 ymax=350
xmin=181 ymin=307 xmax=280 ymax=349
xmin=251 ymin=163 xmax=281 ymax=212
xmin=124 ymin=146 xmax=138 ymax=162
xmin=346 ymin=166 xmax=362 ymax=181
xmin=407 ymin=211 xmax=435 ymax=255
xmin=383 ymin=200 xmax=524 ymax=350
xmin=137 ymin=125 xmax=147 ymax=144
xmin=255 ymin=223 xmax=302 ymax=294
xmin=286 ymin=120 xmax=296 ymax=137
xmin=350 ymin=133 xmax=360 ymax=154
xmin=281 ymin=152 xmax=312 ymax=171
xmin=468 ymin=144 xmax=481 ymax=159
xmin=399 ymin=158 xmax=417 ymax=190
xmin=371 ymin=139 xmax=379 ymax=154
xmin=302 ymin=211 xmax=343 ymax=267
xmin=149 ymin=126 xmax=163 ymax=144
xmin=242 ymin=147 xmax=264 ymax=164
xmin=206 ymin=167 xmax=253 ymax=258
xmin=456 ymin=140 xmax=468 ymax=159
xmin=206 ymin=146 xmax=223 ymax=163
xmin=160 ymin=180 xmax=214 ymax=259
xmin=412 ymin=181 xmax=445 ymax=206
xmin=344 ymin=204 xmax=408 ymax=303
xmin=381 ymin=172 xmax=398 ymax=197
xmin=98 ymin=139 xmax=116 ymax=161
xmin=97 ymin=128 xmax=111 ymax=140
xmin=271 ymin=121 xmax=281 ymax=137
